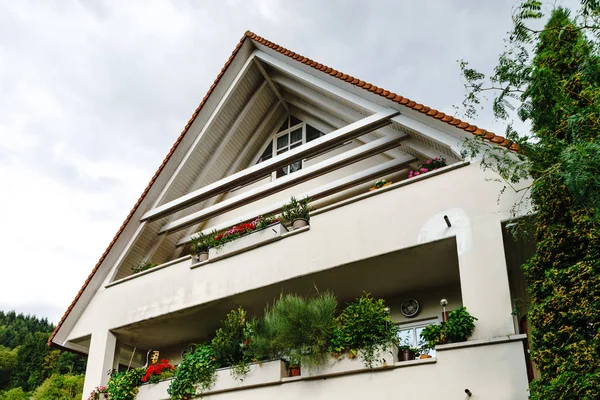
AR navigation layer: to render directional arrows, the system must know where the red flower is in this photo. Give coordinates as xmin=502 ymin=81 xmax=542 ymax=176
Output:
xmin=142 ymin=359 xmax=175 ymax=383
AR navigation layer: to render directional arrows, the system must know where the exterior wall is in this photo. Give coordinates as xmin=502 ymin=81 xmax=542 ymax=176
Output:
xmin=72 ymin=162 xmax=526 ymax=397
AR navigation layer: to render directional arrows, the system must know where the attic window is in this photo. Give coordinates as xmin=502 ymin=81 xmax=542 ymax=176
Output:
xmin=255 ymin=116 xmax=324 ymax=180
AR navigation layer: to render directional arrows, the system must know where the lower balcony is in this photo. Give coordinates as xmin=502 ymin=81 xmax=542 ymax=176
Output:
xmin=101 ymin=236 xmax=529 ymax=399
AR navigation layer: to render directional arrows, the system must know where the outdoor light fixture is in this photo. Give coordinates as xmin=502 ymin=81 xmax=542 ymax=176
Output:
xmin=444 ymin=215 xmax=451 ymax=227
xmin=465 ymin=388 xmax=473 ymax=397
xmin=440 ymin=298 xmax=448 ymax=322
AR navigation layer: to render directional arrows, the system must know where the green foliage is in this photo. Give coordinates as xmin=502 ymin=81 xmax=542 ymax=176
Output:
xmin=255 ymin=293 xmax=337 ymax=369
xmin=212 ymin=308 xmax=253 ymax=380
xmin=190 ymin=231 xmax=216 ymax=254
xmin=459 ymin=2 xmax=600 ymax=397
xmin=30 ymin=374 xmax=84 ymax=400
xmin=281 ymin=196 xmax=312 ymax=224
xmin=443 ymin=307 xmax=477 ymax=342
xmin=0 ymin=347 xmax=18 ymax=389
xmin=419 ymin=323 xmax=443 ymax=352
xmin=0 ymin=388 xmax=28 ymax=400
xmin=131 ymin=261 xmax=158 ymax=274
xmin=336 ymin=293 xmax=398 ymax=368
xmin=168 ymin=344 xmax=218 ymax=400
xmin=373 ymin=179 xmax=389 ymax=189
xmin=106 ymin=368 xmax=144 ymax=400
xmin=419 ymin=307 xmax=477 ymax=350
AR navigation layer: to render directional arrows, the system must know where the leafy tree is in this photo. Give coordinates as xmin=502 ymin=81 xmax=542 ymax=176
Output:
xmin=0 ymin=388 xmax=28 ymax=400
xmin=30 ymin=374 xmax=84 ymax=400
xmin=0 ymin=347 xmax=18 ymax=388
xmin=459 ymin=1 xmax=600 ymax=398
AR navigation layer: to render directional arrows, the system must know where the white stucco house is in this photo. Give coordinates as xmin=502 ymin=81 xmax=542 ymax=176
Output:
xmin=50 ymin=31 xmax=535 ymax=399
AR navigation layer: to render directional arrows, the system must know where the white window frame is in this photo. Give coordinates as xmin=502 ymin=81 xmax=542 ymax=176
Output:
xmin=271 ymin=122 xmax=306 ymax=180
xmin=397 ymin=318 xmax=439 ymax=357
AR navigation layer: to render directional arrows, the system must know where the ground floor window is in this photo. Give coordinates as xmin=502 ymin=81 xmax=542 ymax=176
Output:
xmin=397 ymin=318 xmax=438 ymax=357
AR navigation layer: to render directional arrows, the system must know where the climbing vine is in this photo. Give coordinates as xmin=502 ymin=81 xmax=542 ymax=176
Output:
xmin=459 ymin=2 xmax=600 ymax=398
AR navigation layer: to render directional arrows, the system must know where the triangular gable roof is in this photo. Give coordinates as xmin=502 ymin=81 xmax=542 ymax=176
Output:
xmin=50 ymin=30 xmax=515 ymax=347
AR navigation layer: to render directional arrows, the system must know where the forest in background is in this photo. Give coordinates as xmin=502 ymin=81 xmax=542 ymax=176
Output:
xmin=0 ymin=311 xmax=87 ymax=400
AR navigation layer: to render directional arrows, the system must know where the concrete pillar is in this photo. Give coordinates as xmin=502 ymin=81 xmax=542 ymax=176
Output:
xmin=82 ymin=330 xmax=117 ymax=400
xmin=457 ymin=218 xmax=515 ymax=339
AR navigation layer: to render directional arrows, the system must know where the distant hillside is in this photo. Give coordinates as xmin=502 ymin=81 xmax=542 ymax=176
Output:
xmin=0 ymin=311 xmax=87 ymax=400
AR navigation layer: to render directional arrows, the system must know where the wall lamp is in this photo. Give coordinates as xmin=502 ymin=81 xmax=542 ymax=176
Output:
xmin=444 ymin=215 xmax=452 ymax=227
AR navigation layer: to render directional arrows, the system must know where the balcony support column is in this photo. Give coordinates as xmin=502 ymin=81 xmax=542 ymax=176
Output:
xmin=81 ymin=329 xmax=117 ymax=399
xmin=457 ymin=218 xmax=515 ymax=340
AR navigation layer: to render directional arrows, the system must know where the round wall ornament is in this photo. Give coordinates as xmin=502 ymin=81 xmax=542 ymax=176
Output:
xmin=400 ymin=298 xmax=420 ymax=317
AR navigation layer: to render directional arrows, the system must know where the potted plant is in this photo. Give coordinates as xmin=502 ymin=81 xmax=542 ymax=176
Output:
xmin=396 ymin=337 xmax=419 ymax=361
xmin=444 ymin=307 xmax=477 ymax=343
xmin=336 ymin=293 xmax=399 ymax=368
xmin=369 ymin=179 xmax=392 ymax=191
xmin=419 ymin=307 xmax=477 ymax=354
xmin=281 ymin=196 xmax=312 ymax=229
xmin=191 ymin=231 xmax=215 ymax=261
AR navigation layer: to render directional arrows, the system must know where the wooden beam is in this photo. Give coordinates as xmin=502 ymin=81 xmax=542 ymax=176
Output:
xmin=177 ymin=156 xmax=414 ymax=247
xmin=141 ymin=109 xmax=399 ymax=222
xmin=255 ymin=51 xmax=384 ymax=113
xmin=150 ymin=50 xmax=260 ymax=209
xmin=277 ymin=77 xmax=443 ymax=159
xmin=159 ymin=136 xmax=409 ymax=234
xmin=254 ymin=59 xmax=289 ymax=112
xmin=173 ymin=101 xmax=285 ymax=254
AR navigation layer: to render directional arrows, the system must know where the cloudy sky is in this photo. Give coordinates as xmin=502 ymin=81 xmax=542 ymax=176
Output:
xmin=0 ymin=0 xmax=575 ymax=323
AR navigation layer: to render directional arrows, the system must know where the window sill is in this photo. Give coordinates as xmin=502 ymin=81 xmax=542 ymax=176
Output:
xmin=435 ymin=334 xmax=527 ymax=351
xmin=190 ymin=225 xmax=311 ymax=269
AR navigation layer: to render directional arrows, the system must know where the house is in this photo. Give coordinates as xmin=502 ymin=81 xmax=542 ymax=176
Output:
xmin=50 ymin=31 xmax=535 ymax=400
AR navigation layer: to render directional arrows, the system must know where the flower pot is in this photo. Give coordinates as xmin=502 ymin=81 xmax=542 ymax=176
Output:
xmin=197 ymin=252 xmax=209 ymax=262
xmin=289 ymin=366 xmax=301 ymax=377
xmin=398 ymin=349 xmax=416 ymax=361
xmin=420 ymin=354 xmax=432 ymax=359
xmin=292 ymin=218 xmax=309 ymax=229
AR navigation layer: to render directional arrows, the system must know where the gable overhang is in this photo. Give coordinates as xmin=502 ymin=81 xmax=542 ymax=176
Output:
xmin=50 ymin=31 xmax=515 ymax=350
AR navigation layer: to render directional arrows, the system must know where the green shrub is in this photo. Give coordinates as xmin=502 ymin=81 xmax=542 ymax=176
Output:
xmin=419 ymin=307 xmax=477 ymax=351
xmin=212 ymin=308 xmax=253 ymax=380
xmin=30 ymin=374 xmax=84 ymax=400
xmin=168 ymin=344 xmax=217 ymax=400
xmin=106 ymin=368 xmax=144 ymax=400
xmin=0 ymin=388 xmax=28 ymax=400
xmin=337 ymin=293 xmax=398 ymax=368
xmin=255 ymin=292 xmax=336 ymax=368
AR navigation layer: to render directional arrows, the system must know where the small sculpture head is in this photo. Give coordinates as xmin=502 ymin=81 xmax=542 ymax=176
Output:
xmin=150 ymin=350 xmax=160 ymax=365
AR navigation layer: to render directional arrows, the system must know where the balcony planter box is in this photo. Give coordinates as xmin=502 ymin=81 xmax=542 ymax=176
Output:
xmin=305 ymin=345 xmax=398 ymax=378
xmin=210 ymin=360 xmax=286 ymax=393
xmin=209 ymin=223 xmax=288 ymax=259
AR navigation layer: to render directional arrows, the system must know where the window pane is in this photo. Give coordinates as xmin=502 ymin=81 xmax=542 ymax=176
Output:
xmin=277 ymin=134 xmax=289 ymax=149
xmin=290 ymin=142 xmax=302 ymax=149
xmin=397 ymin=329 xmax=413 ymax=347
xmin=290 ymin=160 xmax=302 ymax=173
xmin=276 ymin=167 xmax=288 ymax=178
xmin=256 ymin=142 xmax=273 ymax=164
xmin=277 ymin=148 xmax=288 ymax=155
xmin=306 ymin=125 xmax=323 ymax=142
xmin=290 ymin=115 xmax=302 ymax=127
xmin=278 ymin=118 xmax=288 ymax=133
xmin=290 ymin=128 xmax=302 ymax=143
